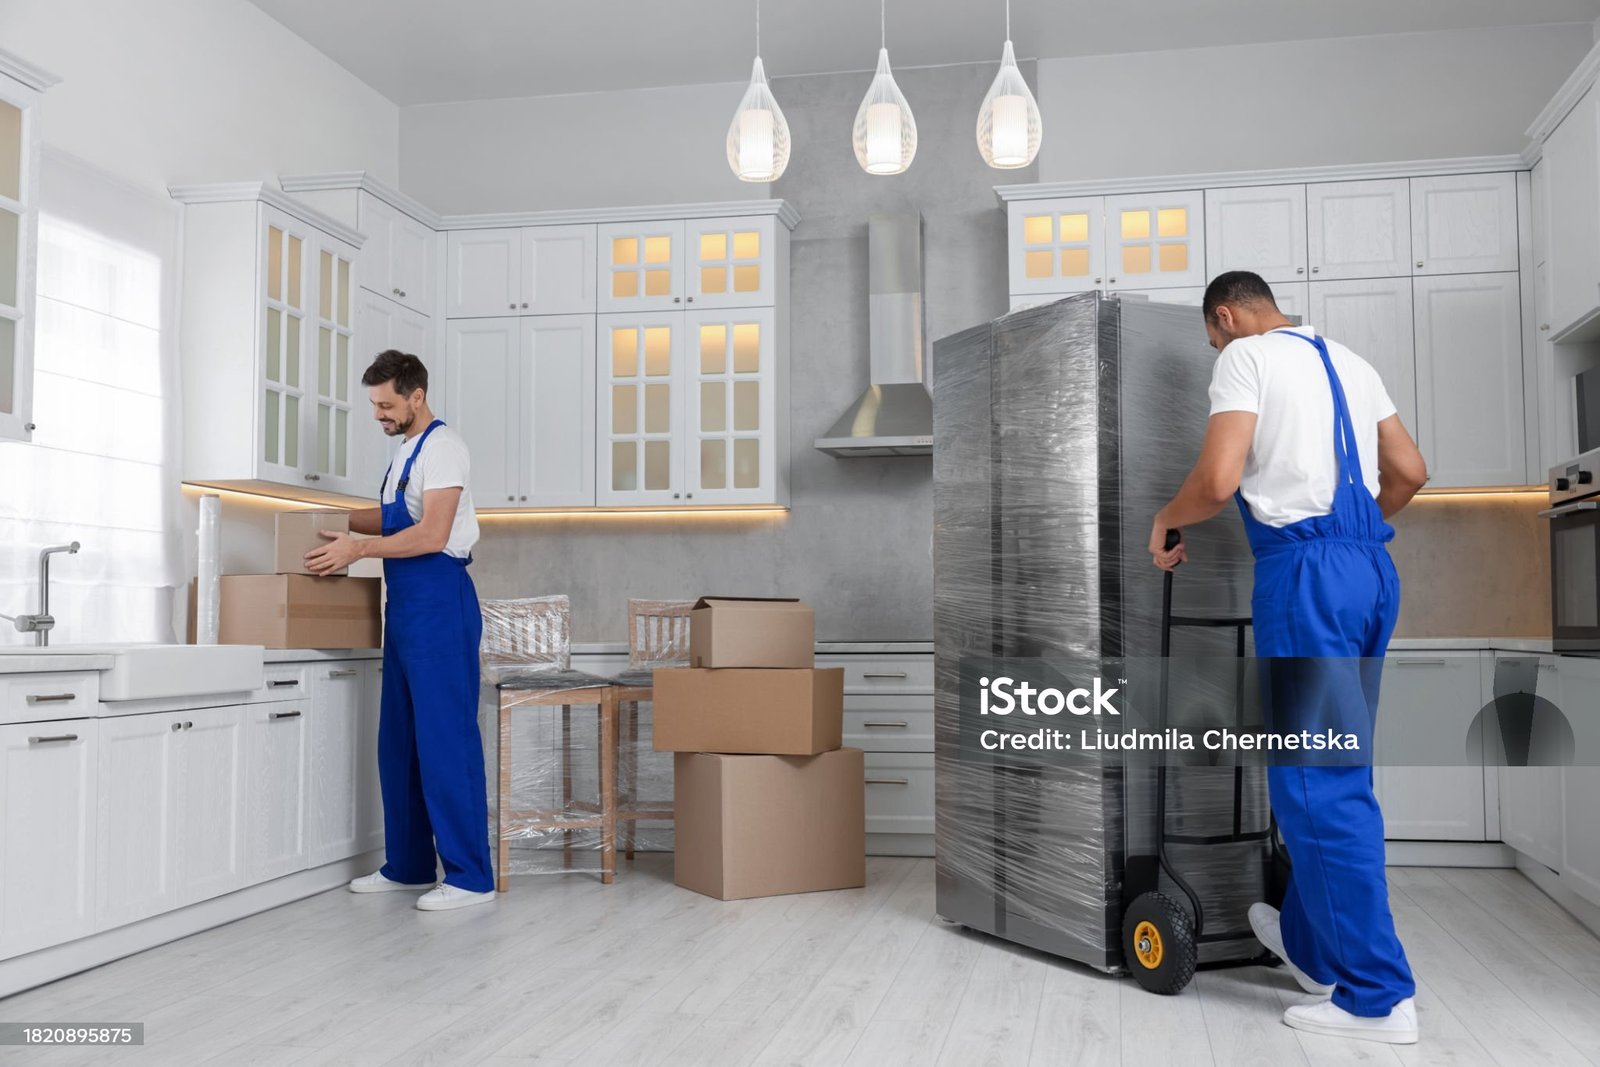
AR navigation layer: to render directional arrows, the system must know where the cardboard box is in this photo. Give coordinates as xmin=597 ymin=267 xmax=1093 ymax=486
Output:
xmin=274 ymin=510 xmax=351 ymax=576
xmin=674 ymin=749 xmax=866 ymax=900
xmin=652 ymin=667 xmax=843 ymax=755
xmin=689 ymin=596 xmax=814 ymax=668
xmin=219 ymin=574 xmax=382 ymax=649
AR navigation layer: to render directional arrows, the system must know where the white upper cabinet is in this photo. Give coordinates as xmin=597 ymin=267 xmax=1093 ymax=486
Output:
xmin=448 ymin=317 xmax=522 ymax=506
xmin=0 ymin=59 xmax=49 ymax=444
xmin=598 ymin=311 xmax=686 ymax=505
xmin=1413 ymin=273 xmax=1526 ymax=487
xmin=1307 ymin=178 xmax=1412 ymax=280
xmin=1204 ymin=184 xmax=1308 ymax=283
xmin=1309 ymin=278 xmax=1418 ymax=433
xmin=1272 ymin=281 xmax=1310 ymax=322
xmin=1103 ymin=192 xmax=1206 ymax=290
xmin=1409 ymin=173 xmax=1519 ymax=276
xmin=1542 ymin=86 xmax=1600 ymax=338
xmin=1008 ymin=197 xmax=1106 ymax=296
xmin=684 ymin=307 xmax=779 ymax=505
xmin=685 ymin=217 xmax=778 ymax=309
xmin=447 ymin=228 xmax=522 ymax=318
xmin=523 ymin=225 xmax=598 ymax=316
xmin=352 ymin=288 xmax=435 ymax=500
xmin=597 ymin=221 xmax=688 ymax=313
xmin=358 ymin=191 xmax=435 ymax=316
xmin=175 ymin=185 xmax=366 ymax=501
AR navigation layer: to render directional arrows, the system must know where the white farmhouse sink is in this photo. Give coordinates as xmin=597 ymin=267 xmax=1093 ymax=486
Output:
xmin=4 ymin=643 xmax=266 ymax=701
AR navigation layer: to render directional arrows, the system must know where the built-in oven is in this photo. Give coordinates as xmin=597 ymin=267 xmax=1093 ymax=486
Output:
xmin=1545 ymin=447 xmax=1600 ymax=652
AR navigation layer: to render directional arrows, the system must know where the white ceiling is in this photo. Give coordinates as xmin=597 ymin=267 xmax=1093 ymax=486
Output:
xmin=249 ymin=0 xmax=1600 ymax=106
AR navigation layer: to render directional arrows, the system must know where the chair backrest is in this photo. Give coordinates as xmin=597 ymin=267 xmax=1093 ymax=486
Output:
xmin=626 ymin=599 xmax=694 ymax=670
xmin=480 ymin=595 xmax=573 ymax=679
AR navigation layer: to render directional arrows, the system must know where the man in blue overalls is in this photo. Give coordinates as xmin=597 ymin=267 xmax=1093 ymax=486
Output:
xmin=306 ymin=350 xmax=495 ymax=912
xmin=1150 ymin=272 xmax=1430 ymax=1043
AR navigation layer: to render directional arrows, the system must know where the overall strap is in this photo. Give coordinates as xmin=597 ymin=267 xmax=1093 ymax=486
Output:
xmin=395 ymin=420 xmax=445 ymax=494
xmin=1280 ymin=331 xmax=1362 ymax=489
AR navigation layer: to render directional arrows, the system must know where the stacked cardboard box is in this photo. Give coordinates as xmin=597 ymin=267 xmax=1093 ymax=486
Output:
xmin=217 ymin=510 xmax=383 ymax=649
xmin=654 ymin=597 xmax=865 ymax=900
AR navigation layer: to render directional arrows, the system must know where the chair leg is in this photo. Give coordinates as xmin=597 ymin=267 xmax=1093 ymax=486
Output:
xmin=497 ymin=694 xmax=510 ymax=894
xmin=624 ymin=701 xmax=638 ymax=861
xmin=561 ymin=703 xmax=573 ymax=870
xmin=600 ymin=690 xmax=617 ymax=885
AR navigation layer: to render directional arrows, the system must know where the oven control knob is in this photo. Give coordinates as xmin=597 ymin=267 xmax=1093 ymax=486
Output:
xmin=1557 ymin=477 xmax=1571 ymax=491
xmin=1581 ymin=471 xmax=1594 ymax=485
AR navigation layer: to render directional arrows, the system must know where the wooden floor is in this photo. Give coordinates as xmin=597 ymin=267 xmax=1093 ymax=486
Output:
xmin=2 ymin=858 xmax=1599 ymax=1065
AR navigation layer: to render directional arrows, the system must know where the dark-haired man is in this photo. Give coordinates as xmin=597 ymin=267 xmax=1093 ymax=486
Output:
xmin=1149 ymin=272 xmax=1429 ymax=1043
xmin=306 ymin=350 xmax=494 ymax=912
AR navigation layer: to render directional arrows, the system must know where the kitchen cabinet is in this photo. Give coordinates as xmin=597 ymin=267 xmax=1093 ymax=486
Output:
xmin=1410 ymin=173 xmax=1519 ymax=276
xmin=1529 ymin=161 xmax=1581 ymax=472
xmin=243 ymin=700 xmax=307 ymax=884
xmin=307 ymin=664 xmax=363 ymax=867
xmin=1559 ymin=655 xmax=1600 ymax=903
xmin=0 ymin=61 xmax=47 ymax=443
xmin=175 ymin=185 xmax=366 ymax=500
xmin=1372 ymin=652 xmax=1487 ymax=841
xmin=1204 ymin=184 xmax=1308 ymax=283
xmin=0 ymin=720 xmax=96 ymax=960
xmin=450 ymin=315 xmax=596 ymax=508
xmin=597 ymin=311 xmax=685 ymax=505
xmin=359 ymin=191 xmax=434 ymax=316
xmin=1309 ymin=278 xmax=1418 ymax=432
xmin=446 ymin=225 xmax=597 ymax=318
xmin=1413 ymin=272 xmax=1527 ymax=487
xmin=354 ymin=287 xmax=434 ymax=498
xmin=1009 ymin=192 xmax=1204 ymax=295
xmin=175 ymin=708 xmax=247 ymax=906
xmin=95 ymin=712 xmax=179 ymax=928
xmin=1541 ymin=87 xmax=1600 ymax=339
xmin=360 ymin=662 xmax=385 ymax=854
xmin=1498 ymin=655 xmax=1565 ymax=872
xmin=685 ymin=217 xmax=779 ymax=309
xmin=599 ymin=221 xmax=687 ymax=312
xmin=1307 ymin=179 xmax=1411 ymax=280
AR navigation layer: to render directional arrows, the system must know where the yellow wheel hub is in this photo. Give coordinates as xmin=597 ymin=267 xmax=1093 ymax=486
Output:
xmin=1133 ymin=920 xmax=1164 ymax=969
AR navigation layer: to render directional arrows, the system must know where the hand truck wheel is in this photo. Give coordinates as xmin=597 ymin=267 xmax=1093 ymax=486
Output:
xmin=1123 ymin=891 xmax=1198 ymax=995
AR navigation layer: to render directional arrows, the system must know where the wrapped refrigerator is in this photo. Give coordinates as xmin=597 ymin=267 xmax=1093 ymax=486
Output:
xmin=932 ymin=292 xmax=1279 ymax=992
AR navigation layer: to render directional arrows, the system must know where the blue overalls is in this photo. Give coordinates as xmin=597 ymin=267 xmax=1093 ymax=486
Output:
xmin=1238 ymin=330 xmax=1416 ymax=1016
xmin=376 ymin=419 xmax=493 ymax=893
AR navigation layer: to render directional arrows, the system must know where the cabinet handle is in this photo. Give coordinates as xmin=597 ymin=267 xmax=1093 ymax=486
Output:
xmin=269 ymin=679 xmax=300 ymax=688
xmin=1296 ymin=267 xmax=1305 ymax=274
xmin=673 ymin=297 xmax=682 ymax=303
xmin=1541 ymin=324 xmax=1551 ymax=332
xmin=687 ymin=297 xmax=695 ymax=303
xmin=864 ymin=671 xmax=909 ymax=679
xmin=26 ymin=693 xmax=77 ymax=704
xmin=304 ymin=473 xmax=321 ymax=482
xmin=1393 ymin=658 xmax=1448 ymax=666
xmin=520 ymin=495 xmax=528 ymax=501
xmin=1109 ymin=277 xmax=1117 ymax=284
xmin=184 ymin=721 xmax=194 ymax=730
xmin=509 ymin=303 xmax=517 ymax=309
xmin=1312 ymin=267 xmax=1320 ymax=274
xmin=865 ymin=777 xmax=910 ymax=786
xmin=1415 ymin=261 xmax=1424 ymax=269
xmin=1540 ymin=662 xmax=1559 ymax=672
xmin=862 ymin=721 xmax=909 ymax=729
xmin=269 ymin=710 xmax=302 ymax=721
xmin=328 ymin=669 xmax=360 ymax=678
xmin=24 ymin=422 xmax=35 ymax=431
xmin=673 ymin=493 xmax=680 ymax=499
xmin=520 ymin=302 xmax=529 ymax=309
xmin=393 ymin=287 xmax=401 ymax=296
xmin=171 ymin=722 xmax=182 ymax=732
xmin=686 ymin=493 xmax=693 ymax=499
xmin=28 ymin=733 xmax=78 ymax=744
xmin=507 ymin=495 xmax=515 ymax=502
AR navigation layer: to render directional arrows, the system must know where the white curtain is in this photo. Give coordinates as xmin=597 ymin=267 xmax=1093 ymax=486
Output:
xmin=0 ymin=150 xmax=184 ymax=646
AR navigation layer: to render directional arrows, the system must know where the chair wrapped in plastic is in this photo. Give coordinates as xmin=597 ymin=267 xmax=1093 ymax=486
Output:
xmin=482 ymin=595 xmax=612 ymax=693
xmin=610 ymin=599 xmax=693 ymax=858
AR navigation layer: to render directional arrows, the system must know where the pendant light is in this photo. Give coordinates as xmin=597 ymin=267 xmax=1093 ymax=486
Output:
xmin=726 ymin=0 xmax=791 ymax=182
xmin=977 ymin=0 xmax=1042 ymax=168
xmin=853 ymin=0 xmax=917 ymax=176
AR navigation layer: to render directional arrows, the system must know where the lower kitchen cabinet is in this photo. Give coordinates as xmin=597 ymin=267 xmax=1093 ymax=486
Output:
xmin=0 ymin=721 xmax=98 ymax=960
xmin=307 ymin=663 xmax=367 ymax=866
xmin=864 ymin=752 xmax=935 ymax=847
xmin=176 ymin=709 xmax=248 ymax=907
xmin=1372 ymin=651 xmax=1488 ymax=841
xmin=820 ymin=652 xmax=935 ymax=857
xmin=1560 ymin=656 xmax=1600 ymax=900
xmin=244 ymin=699 xmax=308 ymax=884
xmin=360 ymin=662 xmax=385 ymax=853
xmin=1498 ymin=655 xmax=1566 ymax=872
xmin=95 ymin=712 xmax=183 ymax=929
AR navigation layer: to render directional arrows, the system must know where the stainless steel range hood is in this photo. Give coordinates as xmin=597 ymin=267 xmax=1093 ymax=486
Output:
xmin=814 ymin=212 xmax=933 ymax=457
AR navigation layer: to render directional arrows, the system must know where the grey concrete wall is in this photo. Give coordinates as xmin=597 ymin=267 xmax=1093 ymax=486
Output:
xmin=466 ymin=62 xmax=1034 ymax=643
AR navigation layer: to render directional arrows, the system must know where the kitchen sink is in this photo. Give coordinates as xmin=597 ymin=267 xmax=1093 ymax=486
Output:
xmin=0 ymin=643 xmax=266 ymax=700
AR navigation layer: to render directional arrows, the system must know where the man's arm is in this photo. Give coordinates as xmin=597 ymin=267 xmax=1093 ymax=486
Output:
xmin=304 ymin=488 xmax=460 ymax=573
xmin=1375 ymin=414 xmax=1428 ymax=518
xmin=1149 ymin=411 xmax=1257 ymax=568
xmin=347 ymin=507 xmax=383 ymax=536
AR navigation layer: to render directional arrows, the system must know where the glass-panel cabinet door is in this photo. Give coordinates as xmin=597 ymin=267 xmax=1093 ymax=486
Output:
xmin=1007 ymin=197 xmax=1104 ymax=296
xmin=259 ymin=209 xmax=312 ymax=481
xmin=0 ymin=83 xmax=37 ymax=442
xmin=596 ymin=312 xmax=684 ymax=505
xmin=1103 ymin=191 xmax=1206 ymax=290
xmin=685 ymin=217 xmax=776 ymax=309
xmin=596 ymin=221 xmax=685 ymax=314
xmin=311 ymin=238 xmax=357 ymax=492
xmin=685 ymin=308 xmax=775 ymax=504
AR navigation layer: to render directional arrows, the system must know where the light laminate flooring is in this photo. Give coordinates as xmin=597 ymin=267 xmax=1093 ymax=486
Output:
xmin=2 ymin=859 xmax=1598 ymax=1066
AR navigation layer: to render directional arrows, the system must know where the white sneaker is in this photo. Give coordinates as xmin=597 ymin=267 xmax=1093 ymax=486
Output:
xmin=1283 ymin=997 xmax=1418 ymax=1045
xmin=1250 ymin=903 xmax=1336 ymax=997
xmin=349 ymin=870 xmax=435 ymax=893
xmin=416 ymin=884 xmax=496 ymax=911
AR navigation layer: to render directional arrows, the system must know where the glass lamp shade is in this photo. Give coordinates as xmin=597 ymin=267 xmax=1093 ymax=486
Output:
xmin=727 ymin=57 xmax=790 ymax=183
xmin=977 ymin=40 xmax=1042 ymax=169
xmin=853 ymin=48 xmax=917 ymax=176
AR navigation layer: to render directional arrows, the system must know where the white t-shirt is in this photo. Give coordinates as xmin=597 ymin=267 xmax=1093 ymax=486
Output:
xmin=382 ymin=423 xmax=480 ymax=558
xmin=1208 ymin=325 xmax=1398 ymax=528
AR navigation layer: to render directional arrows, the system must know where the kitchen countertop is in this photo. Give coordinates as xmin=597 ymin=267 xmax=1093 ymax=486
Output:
xmin=264 ymin=648 xmax=382 ymax=663
xmin=0 ymin=653 xmax=116 ymax=674
xmin=1388 ymin=637 xmax=1554 ymax=653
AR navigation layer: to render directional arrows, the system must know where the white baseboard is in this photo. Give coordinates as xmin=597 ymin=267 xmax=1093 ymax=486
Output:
xmin=1384 ymin=841 xmax=1516 ymax=867
xmin=0 ymin=850 xmax=384 ymax=999
xmin=868 ymin=833 xmax=934 ymax=858
xmin=1514 ymin=853 xmax=1600 ymax=938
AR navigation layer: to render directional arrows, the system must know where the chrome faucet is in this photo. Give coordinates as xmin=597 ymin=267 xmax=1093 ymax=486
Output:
xmin=7 ymin=542 xmax=81 ymax=646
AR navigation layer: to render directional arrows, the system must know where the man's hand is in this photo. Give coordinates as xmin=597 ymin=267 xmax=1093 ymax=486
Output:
xmin=1149 ymin=517 xmax=1187 ymax=572
xmin=305 ymin=530 xmax=365 ymax=575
